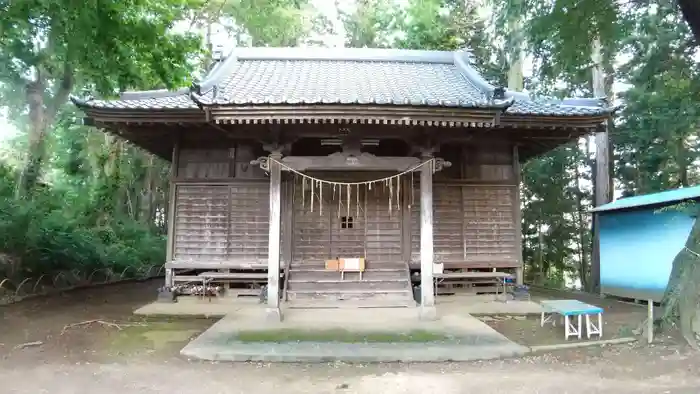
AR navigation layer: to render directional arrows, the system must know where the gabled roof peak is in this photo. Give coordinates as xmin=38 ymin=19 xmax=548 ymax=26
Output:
xmin=224 ymin=46 xmax=467 ymax=64
xmin=193 ymin=46 xmax=522 ymax=104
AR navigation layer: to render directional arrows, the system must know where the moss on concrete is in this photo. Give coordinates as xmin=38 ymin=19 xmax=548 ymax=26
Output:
xmin=234 ymin=328 xmax=452 ymax=343
xmin=107 ymin=319 xmax=213 ymax=354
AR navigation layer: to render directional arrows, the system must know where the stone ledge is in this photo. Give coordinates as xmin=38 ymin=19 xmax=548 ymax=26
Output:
xmin=181 ymin=341 xmax=530 ymax=363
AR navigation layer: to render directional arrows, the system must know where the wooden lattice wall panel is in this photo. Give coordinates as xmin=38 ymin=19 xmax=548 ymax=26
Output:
xmin=410 ymin=193 xmax=420 ymax=263
xmin=173 ymin=184 xmax=230 ymax=261
xmin=411 ymin=183 xmax=519 ymax=265
xmin=291 ymin=172 xmax=405 ymax=263
xmin=433 ymin=185 xmax=465 ymax=262
xmin=228 ymin=182 xmax=270 ymax=262
xmin=172 ymin=182 xmax=270 ymax=263
xmin=330 ymin=186 xmax=366 ymax=259
xmin=365 ymin=185 xmax=403 ymax=262
xmin=462 ymin=185 xmax=518 ymax=263
xmin=292 ymin=179 xmax=332 ymax=262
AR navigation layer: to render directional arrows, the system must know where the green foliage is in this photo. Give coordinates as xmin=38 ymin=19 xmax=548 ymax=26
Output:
xmin=0 ymin=0 xmax=202 ymax=97
xmin=614 ymin=0 xmax=700 ymax=196
xmin=521 ymin=143 xmax=591 ymax=288
xmin=656 ymin=201 xmax=699 ymax=217
xmin=196 ymin=0 xmax=332 ymax=47
xmin=527 ymin=0 xmax=626 ymax=86
xmin=0 ymin=160 xmax=165 ymax=279
xmin=339 ymin=0 xmax=400 ymax=48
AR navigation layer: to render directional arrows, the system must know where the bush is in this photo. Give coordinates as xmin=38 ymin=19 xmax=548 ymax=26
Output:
xmin=0 ymin=163 xmax=165 ymax=280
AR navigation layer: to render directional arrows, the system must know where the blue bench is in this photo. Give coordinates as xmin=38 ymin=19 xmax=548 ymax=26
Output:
xmin=540 ymin=299 xmax=604 ymax=340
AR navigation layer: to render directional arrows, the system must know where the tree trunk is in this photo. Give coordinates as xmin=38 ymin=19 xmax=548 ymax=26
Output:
xmin=662 ymin=212 xmax=700 ymax=349
xmin=15 ymin=80 xmax=47 ymax=199
xmin=506 ymin=12 xmax=524 ymax=92
xmin=590 ymin=36 xmax=612 ymax=294
xmin=140 ymin=155 xmax=155 ymax=226
xmin=676 ymin=137 xmax=690 ymax=187
xmin=574 ymin=143 xmax=589 ymax=290
xmin=16 ymin=62 xmax=74 ymax=199
xmin=95 ymin=135 xmax=124 ymax=225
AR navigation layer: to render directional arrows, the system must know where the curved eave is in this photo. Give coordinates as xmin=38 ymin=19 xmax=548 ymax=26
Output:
xmin=72 ymin=98 xmax=207 ymax=124
xmin=500 ymin=113 xmax=611 ymax=129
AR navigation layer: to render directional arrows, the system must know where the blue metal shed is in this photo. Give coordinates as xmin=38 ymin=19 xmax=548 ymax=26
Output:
xmin=591 ymin=185 xmax=700 ymax=302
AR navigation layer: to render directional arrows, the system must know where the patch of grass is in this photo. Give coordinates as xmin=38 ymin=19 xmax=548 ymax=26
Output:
xmin=106 ymin=319 xmax=212 ymax=354
xmin=234 ymin=328 xmax=452 ymax=343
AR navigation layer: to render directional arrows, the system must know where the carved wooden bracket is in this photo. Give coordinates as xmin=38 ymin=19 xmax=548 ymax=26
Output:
xmin=250 ymin=156 xmax=271 ymax=172
xmin=434 ymin=158 xmax=451 ymax=172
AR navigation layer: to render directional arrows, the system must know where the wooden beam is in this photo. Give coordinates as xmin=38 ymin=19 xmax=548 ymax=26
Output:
xmin=280 ymin=152 xmax=422 ymax=172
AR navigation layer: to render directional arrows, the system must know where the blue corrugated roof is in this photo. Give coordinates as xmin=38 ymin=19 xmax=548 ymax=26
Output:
xmin=591 ymin=185 xmax=700 ymax=213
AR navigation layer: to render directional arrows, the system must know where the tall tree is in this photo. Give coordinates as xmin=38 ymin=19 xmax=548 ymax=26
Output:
xmin=488 ymin=0 xmax=527 ymax=91
xmin=614 ymin=0 xmax=700 ymax=196
xmin=614 ymin=0 xmax=700 ymax=346
xmin=338 ymin=0 xmax=399 ymax=48
xmin=0 ymin=0 xmax=200 ymax=198
xmin=519 ymin=0 xmax=625 ymax=292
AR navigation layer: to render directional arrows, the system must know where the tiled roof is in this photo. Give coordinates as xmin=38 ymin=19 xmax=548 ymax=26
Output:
xmin=506 ymin=99 xmax=609 ymax=117
xmin=76 ymin=93 xmax=198 ymax=110
xmin=72 ymin=47 xmax=611 ymax=118
xmin=195 ymin=60 xmax=492 ymax=107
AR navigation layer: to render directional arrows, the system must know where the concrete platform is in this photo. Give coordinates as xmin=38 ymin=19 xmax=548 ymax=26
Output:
xmin=436 ymin=295 xmax=543 ymax=315
xmin=179 ymin=307 xmax=530 ymax=362
xmin=134 ymin=294 xmax=543 ymax=318
xmin=134 ymin=296 xmax=259 ymax=318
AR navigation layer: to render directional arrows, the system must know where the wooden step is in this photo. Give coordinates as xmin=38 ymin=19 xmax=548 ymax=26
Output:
xmin=286 ymin=289 xmax=414 ymax=301
xmin=287 ymin=278 xmax=410 ymax=291
xmin=290 ymin=261 xmax=408 ymax=270
xmin=286 ymin=299 xmax=417 ymax=309
xmin=290 ymin=269 xmax=408 ymax=280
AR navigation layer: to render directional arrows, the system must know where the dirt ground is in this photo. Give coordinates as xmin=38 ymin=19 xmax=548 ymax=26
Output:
xmin=2 ymin=280 xmax=700 ymax=393
xmin=479 ymin=288 xmax=650 ymax=346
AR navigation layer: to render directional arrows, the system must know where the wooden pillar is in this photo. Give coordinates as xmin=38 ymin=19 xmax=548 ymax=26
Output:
xmin=513 ymin=145 xmax=524 ymax=285
xmin=420 ymin=153 xmax=437 ymax=320
xmin=266 ymin=152 xmax=283 ymax=320
xmin=164 ymin=141 xmax=180 ymax=289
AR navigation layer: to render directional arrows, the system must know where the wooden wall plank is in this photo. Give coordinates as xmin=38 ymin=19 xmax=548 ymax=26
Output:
xmin=411 ymin=183 xmax=519 ymax=265
xmin=462 ymin=185 xmax=518 ymax=263
xmin=173 ymin=185 xmax=230 ymax=261
xmin=365 ymin=184 xmax=402 ymax=261
xmin=177 ymin=149 xmax=231 ymax=179
xmin=229 ymin=183 xmax=270 ymax=262
xmin=292 ymin=178 xmax=331 ymax=262
xmin=172 ymin=181 xmax=270 ymax=263
xmin=433 ymin=185 xmax=464 ymax=263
